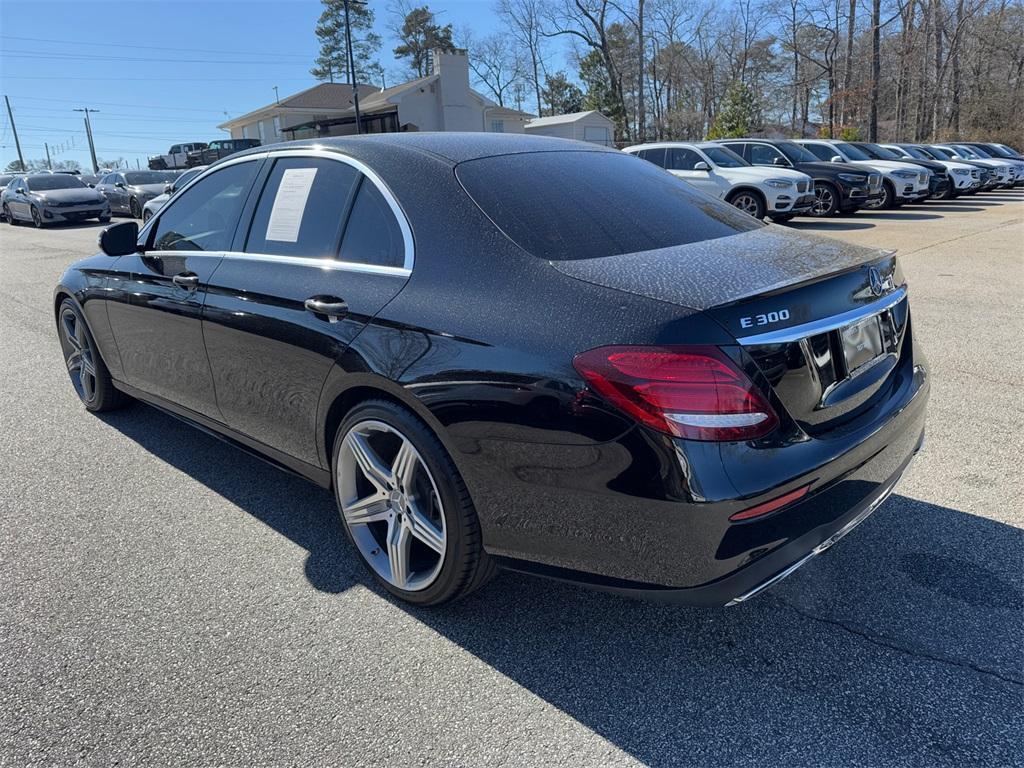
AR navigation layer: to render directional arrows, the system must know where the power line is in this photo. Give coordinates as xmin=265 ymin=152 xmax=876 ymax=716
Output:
xmin=2 ymin=49 xmax=310 ymax=65
xmin=5 ymin=94 xmax=251 ymax=114
xmin=0 ymin=34 xmax=312 ymax=59
xmin=3 ymin=75 xmax=315 ymax=83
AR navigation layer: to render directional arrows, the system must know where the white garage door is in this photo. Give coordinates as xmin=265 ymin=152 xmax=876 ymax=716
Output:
xmin=583 ymin=126 xmax=611 ymax=145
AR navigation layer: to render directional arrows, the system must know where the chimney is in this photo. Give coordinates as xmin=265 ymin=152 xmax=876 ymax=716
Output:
xmin=431 ymin=48 xmax=476 ymax=131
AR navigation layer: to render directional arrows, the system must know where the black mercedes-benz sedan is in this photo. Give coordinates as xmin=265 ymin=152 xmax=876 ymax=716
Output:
xmin=53 ymin=134 xmax=929 ymax=606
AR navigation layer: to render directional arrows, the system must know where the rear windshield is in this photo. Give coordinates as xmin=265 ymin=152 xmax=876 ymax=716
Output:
xmin=455 ymin=150 xmax=763 ymax=261
xmin=125 ymin=171 xmax=176 ymax=185
xmin=26 ymin=175 xmax=87 ymax=191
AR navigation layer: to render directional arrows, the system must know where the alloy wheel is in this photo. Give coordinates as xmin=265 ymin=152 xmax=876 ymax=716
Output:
xmin=731 ymin=193 xmax=760 ymax=217
xmin=337 ymin=420 xmax=447 ymax=591
xmin=812 ymin=186 xmax=835 ymax=216
xmin=60 ymin=308 xmax=97 ymax=404
xmin=130 ymin=198 xmax=141 ymax=219
xmin=3 ymin=204 xmax=13 ymax=224
xmin=31 ymin=206 xmax=42 ymax=228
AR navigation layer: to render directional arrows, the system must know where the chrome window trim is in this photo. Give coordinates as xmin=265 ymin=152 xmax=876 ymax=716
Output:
xmin=141 ymin=147 xmax=415 ymax=276
xmin=736 ymin=286 xmax=908 ymax=345
xmin=141 ymin=249 xmax=410 ymax=278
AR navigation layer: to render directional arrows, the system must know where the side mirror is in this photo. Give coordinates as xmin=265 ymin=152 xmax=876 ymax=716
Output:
xmin=773 ymin=157 xmax=787 ymax=165
xmin=830 ymin=155 xmax=844 ymax=163
xmin=694 ymin=161 xmax=710 ymax=171
xmin=164 ymin=183 xmax=174 ymax=193
xmin=115 ymin=181 xmax=126 ymax=188
xmin=87 ymin=183 xmax=95 ymax=188
xmin=99 ymin=221 xmax=139 ymax=256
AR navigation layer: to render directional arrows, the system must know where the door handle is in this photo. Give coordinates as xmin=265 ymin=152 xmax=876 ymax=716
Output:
xmin=172 ymin=273 xmax=200 ymax=289
xmin=304 ymin=296 xmax=348 ymax=318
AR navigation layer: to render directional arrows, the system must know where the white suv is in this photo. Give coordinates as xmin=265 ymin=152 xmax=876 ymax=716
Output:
xmin=796 ymin=139 xmax=931 ymax=209
xmin=881 ymin=144 xmax=982 ymax=196
xmin=933 ymin=144 xmax=1016 ymax=188
xmin=623 ymin=142 xmax=815 ymax=222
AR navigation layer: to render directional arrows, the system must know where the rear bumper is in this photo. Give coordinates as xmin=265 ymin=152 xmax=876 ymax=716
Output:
xmin=492 ymin=358 xmax=930 ymax=606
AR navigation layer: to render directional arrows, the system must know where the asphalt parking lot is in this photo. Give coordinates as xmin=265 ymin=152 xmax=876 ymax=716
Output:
xmin=1 ymin=192 xmax=1022 ymax=767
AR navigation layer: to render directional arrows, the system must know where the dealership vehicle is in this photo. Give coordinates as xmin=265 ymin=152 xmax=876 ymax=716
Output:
xmin=624 ymin=141 xmax=815 ymax=221
xmin=917 ymin=145 xmax=998 ymax=191
xmin=850 ymin=142 xmax=950 ymax=200
xmin=186 ymin=138 xmax=262 ymax=167
xmin=53 ymin=135 xmax=928 ymax=606
xmin=716 ymin=138 xmax=882 ymax=216
xmin=3 ymin=173 xmax=110 ymax=226
xmin=933 ymin=144 xmax=1015 ymax=188
xmin=0 ymin=174 xmax=15 ymax=219
xmin=95 ymin=170 xmax=179 ymax=218
xmin=881 ymin=144 xmax=981 ymax=196
xmin=142 ymin=165 xmax=207 ymax=222
xmin=148 ymin=142 xmax=208 ymax=170
xmin=959 ymin=142 xmax=1024 ymax=186
xmin=796 ymin=139 xmax=931 ymax=209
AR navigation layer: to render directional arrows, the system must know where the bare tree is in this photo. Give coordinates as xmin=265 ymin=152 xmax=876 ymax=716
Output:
xmin=497 ymin=0 xmax=551 ymax=115
xmin=462 ymin=31 xmax=528 ymax=107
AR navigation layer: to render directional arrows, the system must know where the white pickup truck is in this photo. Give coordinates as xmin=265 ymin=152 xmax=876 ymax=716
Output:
xmin=147 ymin=142 xmax=208 ymax=170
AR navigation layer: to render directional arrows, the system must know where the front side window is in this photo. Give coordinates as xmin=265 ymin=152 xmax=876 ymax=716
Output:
xmin=801 ymin=143 xmax=835 ymax=162
xmin=151 ymin=161 xmax=259 ymax=252
xmin=455 ymin=150 xmax=763 ymax=261
xmin=245 ymin=157 xmax=360 ymax=259
xmin=749 ymin=144 xmax=786 ymax=166
xmin=834 ymin=142 xmax=871 ymax=161
xmin=339 ymin=177 xmax=405 ymax=268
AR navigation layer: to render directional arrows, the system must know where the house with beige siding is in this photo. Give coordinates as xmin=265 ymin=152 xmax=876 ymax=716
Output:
xmin=218 ymin=50 xmax=532 ymax=141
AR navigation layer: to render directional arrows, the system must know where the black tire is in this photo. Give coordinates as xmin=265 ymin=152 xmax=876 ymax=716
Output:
xmin=771 ymin=213 xmax=795 ymax=223
xmin=129 ymin=197 xmax=142 ymax=219
xmin=941 ymin=178 xmax=957 ymax=200
xmin=98 ymin=215 xmax=111 ymax=223
xmin=30 ymin=205 xmax=43 ymax=228
xmin=727 ymin=189 xmax=766 ymax=219
xmin=810 ymin=181 xmax=840 ymax=217
xmin=56 ymin=298 xmax=127 ymax=413
xmin=3 ymin=204 xmax=15 ymax=225
xmin=332 ymin=399 xmax=496 ymax=605
xmin=867 ymin=180 xmax=896 ymax=210
xmin=142 ymin=209 xmax=152 ymax=224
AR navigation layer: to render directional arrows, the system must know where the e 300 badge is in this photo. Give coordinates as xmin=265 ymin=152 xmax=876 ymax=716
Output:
xmin=739 ymin=309 xmax=791 ymax=329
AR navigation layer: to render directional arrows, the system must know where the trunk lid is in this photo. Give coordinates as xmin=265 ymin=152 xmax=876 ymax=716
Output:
xmin=551 ymin=228 xmax=910 ymax=433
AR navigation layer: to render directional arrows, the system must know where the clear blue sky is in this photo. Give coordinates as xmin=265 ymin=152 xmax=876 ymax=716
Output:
xmin=0 ymin=0 xmax=569 ymax=171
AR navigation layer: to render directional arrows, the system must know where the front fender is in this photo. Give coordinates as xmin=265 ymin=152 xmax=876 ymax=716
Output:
xmin=54 ymin=253 xmax=125 ymax=379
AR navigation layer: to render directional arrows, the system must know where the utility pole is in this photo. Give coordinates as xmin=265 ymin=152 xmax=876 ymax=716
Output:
xmin=344 ymin=0 xmax=363 ymax=134
xmin=273 ymin=86 xmax=280 ymax=104
xmin=74 ymin=107 xmax=100 ymax=173
xmin=45 ymin=142 xmax=52 ymax=170
xmin=4 ymin=95 xmax=26 ymax=171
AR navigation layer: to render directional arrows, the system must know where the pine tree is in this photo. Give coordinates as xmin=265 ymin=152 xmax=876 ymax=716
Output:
xmin=393 ymin=6 xmax=456 ymax=78
xmin=311 ymin=0 xmax=382 ymax=84
xmin=706 ymin=82 xmax=761 ymax=139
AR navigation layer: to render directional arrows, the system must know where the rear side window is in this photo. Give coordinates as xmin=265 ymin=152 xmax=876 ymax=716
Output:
xmin=152 ymin=161 xmax=259 ymax=252
xmin=638 ymin=148 xmax=666 ymax=167
xmin=245 ymin=157 xmax=360 ymax=258
xmin=666 ymin=148 xmax=703 ymax=170
xmin=456 ymin=150 xmax=762 ymax=261
xmin=339 ymin=178 xmax=405 ymax=268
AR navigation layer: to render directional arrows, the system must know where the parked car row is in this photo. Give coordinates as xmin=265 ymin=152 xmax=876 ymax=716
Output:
xmin=625 ymin=138 xmax=1023 ymax=222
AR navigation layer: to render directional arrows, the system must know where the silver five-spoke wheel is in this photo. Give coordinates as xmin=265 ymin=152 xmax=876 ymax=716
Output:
xmin=337 ymin=420 xmax=447 ymax=592
xmin=61 ymin=307 xmax=98 ymax=404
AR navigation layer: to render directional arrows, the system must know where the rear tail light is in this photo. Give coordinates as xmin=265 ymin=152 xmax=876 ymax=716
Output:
xmin=573 ymin=345 xmax=779 ymax=441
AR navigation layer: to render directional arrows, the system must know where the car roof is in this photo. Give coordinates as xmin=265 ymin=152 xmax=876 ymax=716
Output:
xmin=232 ymin=133 xmax=619 ymax=167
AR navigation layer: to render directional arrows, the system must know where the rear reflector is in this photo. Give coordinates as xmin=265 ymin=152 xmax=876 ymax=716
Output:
xmin=730 ymin=485 xmax=810 ymax=521
xmin=572 ymin=345 xmax=779 ymax=441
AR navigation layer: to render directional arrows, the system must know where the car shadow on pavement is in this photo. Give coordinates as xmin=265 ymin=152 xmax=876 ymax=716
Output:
xmin=784 ymin=220 xmax=876 ymax=232
xmin=859 ymin=211 xmax=944 ymax=221
xmin=101 ymin=402 xmax=1023 ymax=767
